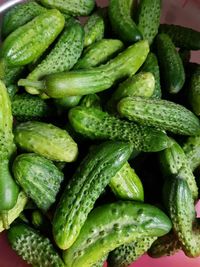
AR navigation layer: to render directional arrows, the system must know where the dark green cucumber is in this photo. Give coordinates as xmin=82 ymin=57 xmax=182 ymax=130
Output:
xmin=156 ymin=33 xmax=185 ymax=94
xmin=74 ymin=39 xmax=124 ymax=69
xmin=8 ymin=223 xmax=65 ymax=267
xmin=80 ymin=94 xmax=102 ymax=110
xmin=2 ymin=1 xmax=46 ymax=38
xmin=84 ymin=12 xmax=105 ymax=47
xmin=63 ymin=201 xmax=172 ymax=267
xmin=189 ymin=65 xmax=200 ymax=115
xmin=25 ymin=18 xmax=84 ymax=95
xmin=39 ymin=0 xmax=95 ymax=16
xmin=118 ymin=97 xmax=200 ymax=136
xmin=1 ymin=9 xmax=65 ymax=67
xmin=18 ymin=40 xmax=149 ymax=98
xmin=14 ymin=121 xmax=78 ymax=162
xmin=141 ymin=52 xmax=161 ymax=99
xmin=159 ymin=24 xmax=200 ymax=50
xmin=13 ymin=153 xmax=64 ymax=211
xmin=110 ymin=162 xmax=144 ymax=201
xmin=31 ymin=210 xmax=52 ymax=235
xmin=108 ymin=0 xmax=142 ymax=43
xmin=12 ymin=93 xmax=51 ymax=122
xmin=53 ymin=141 xmax=133 ymax=250
xmin=68 ymin=106 xmax=172 ymax=152
xmin=137 ymin=0 xmax=161 ymax=44
xmin=109 ymin=237 xmax=157 ymax=267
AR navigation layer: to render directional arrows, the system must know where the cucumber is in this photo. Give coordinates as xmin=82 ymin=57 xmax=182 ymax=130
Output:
xmin=14 ymin=121 xmax=78 ymax=162
xmin=159 ymin=24 xmax=200 ymax=50
xmin=137 ymin=0 xmax=161 ymax=44
xmin=63 ymin=201 xmax=172 ymax=267
xmin=108 ymin=0 xmax=142 ymax=43
xmin=68 ymin=106 xmax=172 ymax=152
xmin=54 ymin=96 xmax=82 ymax=112
xmin=7 ymin=223 xmax=65 ymax=267
xmin=156 ymin=33 xmax=185 ymax=94
xmin=189 ymin=65 xmax=200 ymax=115
xmin=13 ymin=153 xmax=64 ymax=211
xmin=2 ymin=1 xmax=46 ymax=38
xmin=74 ymin=39 xmax=124 ymax=69
xmin=7 ymin=84 xmax=18 ymax=99
xmin=80 ymin=94 xmax=102 ymax=110
xmin=53 ymin=141 xmax=133 ymax=250
xmin=110 ymin=162 xmax=144 ymax=201
xmin=39 ymin=0 xmax=95 ymax=16
xmin=183 ymin=135 xmax=200 ymax=172
xmin=141 ymin=52 xmax=161 ymax=99
xmin=31 ymin=210 xmax=51 ymax=234
xmin=118 ymin=97 xmax=200 ymax=136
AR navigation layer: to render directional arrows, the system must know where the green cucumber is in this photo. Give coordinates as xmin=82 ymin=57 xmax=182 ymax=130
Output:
xmin=189 ymin=65 xmax=200 ymax=115
xmin=156 ymin=33 xmax=185 ymax=94
xmin=68 ymin=106 xmax=172 ymax=152
xmin=141 ymin=52 xmax=161 ymax=99
xmin=53 ymin=141 xmax=133 ymax=250
xmin=7 ymin=223 xmax=65 ymax=267
xmin=183 ymin=135 xmax=200 ymax=172
xmin=1 ymin=9 xmax=65 ymax=67
xmin=54 ymin=96 xmax=82 ymax=112
xmin=74 ymin=39 xmax=124 ymax=69
xmin=80 ymin=94 xmax=102 ymax=110
xmin=63 ymin=201 xmax=172 ymax=267
xmin=2 ymin=1 xmax=46 ymax=38
xmin=108 ymin=0 xmax=142 ymax=43
xmin=110 ymin=162 xmax=144 ymax=201
xmin=13 ymin=153 xmax=64 ymax=211
xmin=118 ymin=97 xmax=200 ymax=136
xmin=137 ymin=0 xmax=161 ymax=44
xmin=39 ymin=0 xmax=95 ymax=16
xmin=18 ymin=40 xmax=149 ymax=98
xmin=159 ymin=24 xmax=200 ymax=50
xmin=14 ymin=121 xmax=78 ymax=162
xmin=7 ymin=85 xmax=18 ymax=99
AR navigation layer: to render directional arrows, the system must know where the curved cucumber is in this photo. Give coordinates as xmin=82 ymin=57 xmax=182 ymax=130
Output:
xmin=14 ymin=121 xmax=78 ymax=162
xmin=189 ymin=65 xmax=200 ymax=116
xmin=118 ymin=97 xmax=200 ymax=136
xmin=53 ymin=141 xmax=133 ymax=250
xmin=68 ymin=106 xmax=172 ymax=152
xmin=183 ymin=135 xmax=200 ymax=172
xmin=63 ymin=201 xmax=172 ymax=267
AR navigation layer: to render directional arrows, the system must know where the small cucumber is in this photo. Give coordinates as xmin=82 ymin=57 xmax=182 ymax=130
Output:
xmin=74 ymin=39 xmax=124 ymax=69
xmin=108 ymin=0 xmax=142 ymax=43
xmin=141 ymin=52 xmax=161 ymax=99
xmin=159 ymin=24 xmax=200 ymax=50
xmin=2 ymin=1 xmax=46 ymax=38
xmin=189 ymin=65 xmax=200 ymax=115
xmin=183 ymin=135 xmax=200 ymax=172
xmin=118 ymin=97 xmax=200 ymax=136
xmin=13 ymin=153 xmax=64 ymax=211
xmin=110 ymin=162 xmax=144 ymax=201
xmin=53 ymin=141 xmax=133 ymax=250
xmin=156 ymin=33 xmax=185 ymax=94
xmin=63 ymin=201 xmax=172 ymax=267
xmin=137 ymin=0 xmax=161 ymax=44
xmin=14 ymin=121 xmax=78 ymax=162
xmin=68 ymin=106 xmax=172 ymax=152
xmin=7 ymin=223 xmax=65 ymax=267
xmin=39 ymin=0 xmax=95 ymax=16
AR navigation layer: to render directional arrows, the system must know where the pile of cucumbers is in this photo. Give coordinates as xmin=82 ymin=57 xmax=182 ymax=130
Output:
xmin=0 ymin=0 xmax=200 ymax=266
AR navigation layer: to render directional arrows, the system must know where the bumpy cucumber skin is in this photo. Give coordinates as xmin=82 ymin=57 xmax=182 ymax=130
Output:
xmin=68 ymin=106 xmax=171 ymax=152
xmin=109 ymin=236 xmax=157 ymax=267
xmin=14 ymin=121 xmax=78 ymax=162
xmin=0 ymin=59 xmax=23 ymax=87
xmin=25 ymin=18 xmax=84 ymax=95
xmin=183 ymin=135 xmax=200 ymax=172
xmin=159 ymin=24 xmax=200 ymax=50
xmin=110 ymin=162 xmax=144 ymax=201
xmin=2 ymin=1 xmax=46 ymax=37
xmin=63 ymin=201 xmax=172 ymax=267
xmin=156 ymin=33 xmax=185 ymax=94
xmin=1 ymin=9 xmax=65 ymax=67
xmin=8 ymin=223 xmax=65 ymax=267
xmin=109 ymin=0 xmax=142 ymax=43
xmin=118 ymin=97 xmax=200 ymax=136
xmin=53 ymin=141 xmax=133 ymax=250
xmin=189 ymin=65 xmax=200 ymax=116
xmin=141 ymin=52 xmax=161 ymax=99
xmin=84 ymin=13 xmax=105 ymax=47
xmin=74 ymin=39 xmax=124 ymax=69
xmin=13 ymin=153 xmax=64 ymax=211
xmin=12 ymin=93 xmax=51 ymax=122
xmin=39 ymin=0 xmax=95 ymax=16
xmin=137 ymin=0 xmax=161 ymax=44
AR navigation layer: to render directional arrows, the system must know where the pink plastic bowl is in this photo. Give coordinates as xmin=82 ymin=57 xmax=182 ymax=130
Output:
xmin=0 ymin=0 xmax=200 ymax=266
